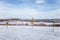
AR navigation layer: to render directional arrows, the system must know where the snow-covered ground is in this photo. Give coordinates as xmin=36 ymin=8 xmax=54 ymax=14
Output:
xmin=0 ymin=26 xmax=60 ymax=40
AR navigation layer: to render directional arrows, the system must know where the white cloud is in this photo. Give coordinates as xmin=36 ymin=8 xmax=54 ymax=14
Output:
xmin=43 ymin=9 xmax=60 ymax=19
xmin=33 ymin=8 xmax=60 ymax=19
xmin=0 ymin=1 xmax=60 ymax=19
xmin=5 ymin=8 xmax=39 ymax=16
xmin=0 ymin=2 xmax=39 ymax=18
xmin=36 ymin=0 xmax=45 ymax=4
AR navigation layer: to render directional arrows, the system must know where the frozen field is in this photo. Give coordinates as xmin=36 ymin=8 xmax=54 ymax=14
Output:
xmin=0 ymin=26 xmax=60 ymax=40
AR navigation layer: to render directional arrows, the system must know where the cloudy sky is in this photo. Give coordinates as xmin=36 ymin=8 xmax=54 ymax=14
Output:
xmin=0 ymin=0 xmax=60 ymax=19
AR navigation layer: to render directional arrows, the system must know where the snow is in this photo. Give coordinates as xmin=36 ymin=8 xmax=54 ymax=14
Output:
xmin=0 ymin=26 xmax=60 ymax=40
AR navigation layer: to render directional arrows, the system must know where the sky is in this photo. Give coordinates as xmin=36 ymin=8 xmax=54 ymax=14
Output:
xmin=0 ymin=0 xmax=60 ymax=19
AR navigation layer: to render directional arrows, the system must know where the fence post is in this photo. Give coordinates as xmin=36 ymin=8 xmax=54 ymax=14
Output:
xmin=6 ymin=21 xmax=8 ymax=28
xmin=52 ymin=21 xmax=55 ymax=32
xmin=31 ymin=17 xmax=34 ymax=27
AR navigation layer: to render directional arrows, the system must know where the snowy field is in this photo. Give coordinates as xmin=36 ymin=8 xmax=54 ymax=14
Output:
xmin=0 ymin=26 xmax=60 ymax=40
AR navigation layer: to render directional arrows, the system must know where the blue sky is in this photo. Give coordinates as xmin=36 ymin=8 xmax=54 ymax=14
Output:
xmin=0 ymin=0 xmax=60 ymax=19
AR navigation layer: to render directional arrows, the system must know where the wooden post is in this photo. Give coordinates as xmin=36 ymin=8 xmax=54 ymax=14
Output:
xmin=31 ymin=17 xmax=34 ymax=27
xmin=6 ymin=21 xmax=9 ymax=28
xmin=52 ymin=21 xmax=55 ymax=32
